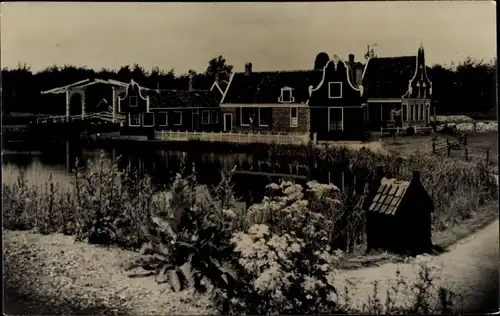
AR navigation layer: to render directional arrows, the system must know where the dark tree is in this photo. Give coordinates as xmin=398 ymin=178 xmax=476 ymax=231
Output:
xmin=205 ymin=55 xmax=233 ymax=82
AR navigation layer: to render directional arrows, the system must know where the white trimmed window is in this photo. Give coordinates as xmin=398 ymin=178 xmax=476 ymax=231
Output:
xmin=156 ymin=112 xmax=168 ymax=126
xmin=240 ymin=108 xmax=253 ymax=126
xmin=129 ymin=113 xmax=140 ymax=126
xmin=328 ymin=107 xmax=343 ymax=131
xmin=328 ymin=82 xmax=342 ymax=99
xmin=129 ymin=96 xmax=138 ymax=107
xmin=210 ymin=110 xmax=218 ymax=124
xmin=142 ymin=112 xmax=154 ymax=127
xmin=173 ymin=111 xmax=182 ymax=126
xmin=258 ymin=107 xmax=272 ymax=127
xmin=202 ymin=110 xmax=210 ymax=124
xmin=279 ymin=86 xmax=295 ymax=103
xmin=290 ymin=107 xmax=298 ymax=127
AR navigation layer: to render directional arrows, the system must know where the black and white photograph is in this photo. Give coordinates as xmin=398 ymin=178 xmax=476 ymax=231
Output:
xmin=2 ymin=1 xmax=498 ymax=315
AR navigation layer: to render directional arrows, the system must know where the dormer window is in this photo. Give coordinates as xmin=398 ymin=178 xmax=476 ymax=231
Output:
xmin=279 ymin=86 xmax=295 ymax=103
xmin=328 ymin=82 xmax=342 ymax=99
xmin=129 ymin=96 xmax=138 ymax=107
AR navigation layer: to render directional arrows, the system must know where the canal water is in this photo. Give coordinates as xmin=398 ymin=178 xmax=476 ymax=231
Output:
xmin=2 ymin=140 xmax=352 ymax=204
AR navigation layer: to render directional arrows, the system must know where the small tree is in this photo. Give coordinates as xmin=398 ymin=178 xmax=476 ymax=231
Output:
xmin=206 ymin=55 xmax=234 ymax=82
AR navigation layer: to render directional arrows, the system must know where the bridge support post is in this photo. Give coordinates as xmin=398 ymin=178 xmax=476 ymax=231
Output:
xmin=66 ymin=90 xmax=71 ymax=122
xmin=112 ymin=87 xmax=117 ymax=123
xmin=81 ymin=93 xmax=86 ymax=119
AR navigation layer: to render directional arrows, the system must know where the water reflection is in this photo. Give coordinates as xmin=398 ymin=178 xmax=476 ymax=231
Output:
xmin=3 ymin=140 xmax=354 ymax=203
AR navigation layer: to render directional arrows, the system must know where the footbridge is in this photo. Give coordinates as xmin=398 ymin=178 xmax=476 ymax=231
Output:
xmin=40 ymin=78 xmax=131 ymax=124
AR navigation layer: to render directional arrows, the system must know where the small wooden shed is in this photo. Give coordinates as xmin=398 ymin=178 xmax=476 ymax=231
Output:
xmin=364 ymin=171 xmax=434 ymax=255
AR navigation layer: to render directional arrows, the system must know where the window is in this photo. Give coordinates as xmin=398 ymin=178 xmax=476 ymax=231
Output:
xmin=129 ymin=96 xmax=138 ymax=107
xmin=202 ymin=110 xmax=210 ymax=124
xmin=173 ymin=111 xmax=182 ymax=126
xmin=129 ymin=113 xmax=140 ymax=126
xmin=290 ymin=107 xmax=298 ymax=127
xmin=328 ymin=107 xmax=343 ymax=131
xmin=258 ymin=107 xmax=272 ymax=127
xmin=210 ymin=110 xmax=218 ymax=124
xmin=328 ymin=82 xmax=342 ymax=99
xmin=240 ymin=107 xmax=254 ymax=126
xmin=142 ymin=112 xmax=154 ymax=127
xmin=279 ymin=87 xmax=295 ymax=103
xmin=156 ymin=112 xmax=168 ymax=126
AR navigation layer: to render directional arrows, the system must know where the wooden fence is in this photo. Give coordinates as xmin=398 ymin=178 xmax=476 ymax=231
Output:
xmin=380 ymin=126 xmax=433 ymax=135
xmin=432 ymin=138 xmax=493 ymax=164
xmin=155 ymin=130 xmax=312 ymax=145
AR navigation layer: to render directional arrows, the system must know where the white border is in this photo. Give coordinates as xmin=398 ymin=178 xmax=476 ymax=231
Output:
xmin=223 ymin=113 xmax=233 ymax=131
xmin=328 ymin=82 xmax=342 ymax=99
xmin=157 ymin=112 xmax=168 ymax=127
xmin=327 ymin=107 xmax=344 ymax=131
xmin=173 ymin=111 xmax=183 ymax=126
xmin=211 ymin=110 xmax=219 ymax=124
xmin=279 ymin=86 xmax=295 ymax=103
xmin=129 ymin=113 xmax=141 ymax=127
xmin=201 ymin=110 xmax=210 ymax=124
xmin=290 ymin=107 xmax=298 ymax=127
xmin=258 ymin=108 xmax=270 ymax=127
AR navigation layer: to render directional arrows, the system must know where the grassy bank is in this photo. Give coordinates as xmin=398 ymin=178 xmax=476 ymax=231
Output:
xmin=3 ymin=144 xmax=497 ymax=314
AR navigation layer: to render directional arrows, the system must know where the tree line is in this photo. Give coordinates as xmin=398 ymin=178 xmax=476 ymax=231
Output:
xmin=1 ymin=55 xmax=496 ymax=116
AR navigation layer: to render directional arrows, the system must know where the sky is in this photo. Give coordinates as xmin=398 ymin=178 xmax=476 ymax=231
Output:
xmin=1 ymin=2 xmax=496 ymax=74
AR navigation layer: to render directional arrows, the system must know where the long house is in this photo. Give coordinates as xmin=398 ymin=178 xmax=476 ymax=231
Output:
xmin=118 ymin=75 xmax=221 ymax=136
xmin=215 ymin=44 xmax=434 ymax=140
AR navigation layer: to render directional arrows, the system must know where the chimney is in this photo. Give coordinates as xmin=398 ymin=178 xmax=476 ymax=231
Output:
xmin=412 ymin=171 xmax=421 ymax=183
xmin=244 ymin=62 xmax=252 ymax=76
xmin=188 ymin=73 xmax=194 ymax=91
xmin=348 ymin=54 xmax=355 ymax=64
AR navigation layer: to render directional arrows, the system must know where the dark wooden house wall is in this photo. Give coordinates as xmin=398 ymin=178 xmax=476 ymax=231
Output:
xmin=152 ymin=109 xmax=222 ymax=132
xmin=308 ymin=60 xmax=365 ymax=140
xmin=119 ymin=83 xmax=148 ymax=114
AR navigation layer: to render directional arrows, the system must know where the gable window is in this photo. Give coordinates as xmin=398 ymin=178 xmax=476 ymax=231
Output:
xmin=156 ymin=112 xmax=168 ymax=126
xmin=210 ymin=110 xmax=218 ymax=124
xmin=328 ymin=82 xmax=342 ymax=99
xmin=129 ymin=96 xmax=138 ymax=107
xmin=240 ymin=107 xmax=254 ymax=126
xmin=173 ymin=111 xmax=183 ymax=126
xmin=142 ymin=112 xmax=154 ymax=127
xmin=202 ymin=110 xmax=210 ymax=124
xmin=279 ymin=87 xmax=295 ymax=103
xmin=258 ymin=107 xmax=272 ymax=127
xmin=129 ymin=113 xmax=140 ymax=126
xmin=290 ymin=107 xmax=298 ymax=127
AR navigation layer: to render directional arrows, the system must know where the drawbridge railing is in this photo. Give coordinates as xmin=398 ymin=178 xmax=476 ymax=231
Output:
xmin=36 ymin=112 xmax=125 ymax=124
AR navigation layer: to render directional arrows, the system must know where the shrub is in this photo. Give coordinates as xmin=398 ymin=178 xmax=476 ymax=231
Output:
xmin=226 ymin=181 xmax=345 ymax=315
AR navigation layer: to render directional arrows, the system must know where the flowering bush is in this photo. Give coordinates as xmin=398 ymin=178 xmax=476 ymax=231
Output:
xmin=225 ymin=181 xmax=345 ymax=314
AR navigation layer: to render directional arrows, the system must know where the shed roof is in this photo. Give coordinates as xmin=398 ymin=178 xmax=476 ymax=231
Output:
xmin=145 ymin=89 xmax=219 ymax=109
xmin=366 ymin=178 xmax=410 ymax=215
xmin=222 ymin=70 xmax=322 ymax=104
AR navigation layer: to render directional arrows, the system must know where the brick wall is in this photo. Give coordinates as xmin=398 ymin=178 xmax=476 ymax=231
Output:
xmin=221 ymin=106 xmax=310 ymax=133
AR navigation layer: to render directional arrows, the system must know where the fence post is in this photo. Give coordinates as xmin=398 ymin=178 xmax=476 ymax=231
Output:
xmin=177 ymin=130 xmax=180 ymax=141
xmin=473 ymin=122 xmax=477 ymax=133
xmin=432 ymin=141 xmax=436 ymax=154
xmin=220 ymin=131 xmax=222 ymax=142
xmin=486 ymin=150 xmax=490 ymax=164
xmin=268 ymin=132 xmax=270 ymax=144
xmin=169 ymin=130 xmax=172 ymax=140
xmin=185 ymin=130 xmax=188 ymax=140
xmin=257 ymin=132 xmax=260 ymax=143
xmin=248 ymin=132 xmax=250 ymax=143
xmin=238 ymin=132 xmax=241 ymax=143
xmin=446 ymin=139 xmax=451 ymax=157
xmin=463 ymin=133 xmax=467 ymax=146
xmin=465 ymin=148 xmax=468 ymax=161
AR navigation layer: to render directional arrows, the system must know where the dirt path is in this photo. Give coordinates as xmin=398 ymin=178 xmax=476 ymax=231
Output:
xmin=3 ymin=220 xmax=499 ymax=314
xmin=336 ymin=219 xmax=499 ymax=313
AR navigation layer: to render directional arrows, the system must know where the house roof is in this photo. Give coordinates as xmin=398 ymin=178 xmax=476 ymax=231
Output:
xmin=362 ymin=56 xmax=417 ymax=99
xmin=222 ymin=70 xmax=323 ymax=104
xmin=366 ymin=178 xmax=410 ymax=215
xmin=145 ymin=89 xmax=220 ymax=109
